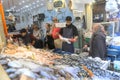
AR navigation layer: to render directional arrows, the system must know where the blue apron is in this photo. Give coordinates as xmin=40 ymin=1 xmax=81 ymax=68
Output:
xmin=62 ymin=27 xmax=74 ymax=53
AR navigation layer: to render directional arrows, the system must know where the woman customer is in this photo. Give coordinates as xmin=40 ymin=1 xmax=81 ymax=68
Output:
xmin=44 ymin=23 xmax=55 ymax=49
xmin=89 ymin=23 xmax=107 ymax=59
xmin=52 ymin=17 xmax=62 ymax=49
xmin=31 ymin=25 xmax=43 ymax=48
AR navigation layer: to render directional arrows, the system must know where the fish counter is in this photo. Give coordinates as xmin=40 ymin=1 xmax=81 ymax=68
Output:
xmin=0 ymin=44 xmax=120 ymax=80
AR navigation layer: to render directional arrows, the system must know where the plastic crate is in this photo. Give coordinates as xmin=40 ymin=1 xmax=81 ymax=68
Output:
xmin=107 ymin=49 xmax=120 ymax=61
xmin=107 ymin=49 xmax=120 ymax=55
xmin=108 ymin=45 xmax=120 ymax=50
xmin=116 ymin=57 xmax=120 ymax=61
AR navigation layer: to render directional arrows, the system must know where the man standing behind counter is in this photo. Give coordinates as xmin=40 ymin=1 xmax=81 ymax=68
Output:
xmin=59 ymin=16 xmax=78 ymax=53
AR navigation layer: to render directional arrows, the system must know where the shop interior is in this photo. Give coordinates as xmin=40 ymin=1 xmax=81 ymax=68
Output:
xmin=0 ymin=0 xmax=120 ymax=80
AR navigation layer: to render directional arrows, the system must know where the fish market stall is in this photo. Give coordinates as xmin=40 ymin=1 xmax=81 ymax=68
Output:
xmin=0 ymin=44 xmax=120 ymax=80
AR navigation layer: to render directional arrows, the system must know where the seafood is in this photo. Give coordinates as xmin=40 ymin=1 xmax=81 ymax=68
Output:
xmin=6 ymin=68 xmax=17 ymax=73
xmin=3 ymin=45 xmax=62 ymax=65
xmin=22 ymin=70 xmax=36 ymax=79
xmin=8 ymin=60 xmax=23 ymax=68
xmin=0 ymin=60 xmax=8 ymax=65
xmin=0 ymin=44 xmax=120 ymax=80
xmin=9 ymin=73 xmax=18 ymax=79
xmin=1 ymin=56 xmax=120 ymax=80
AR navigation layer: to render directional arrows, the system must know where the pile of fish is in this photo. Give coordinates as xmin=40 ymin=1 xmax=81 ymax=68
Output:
xmin=0 ymin=44 xmax=120 ymax=80
xmin=0 ymin=53 xmax=120 ymax=80
xmin=2 ymin=44 xmax=63 ymax=65
xmin=0 ymin=55 xmax=93 ymax=80
xmin=55 ymin=54 xmax=120 ymax=80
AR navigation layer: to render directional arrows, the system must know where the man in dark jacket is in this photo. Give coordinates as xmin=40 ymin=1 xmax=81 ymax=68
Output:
xmin=59 ymin=16 xmax=78 ymax=53
xmin=89 ymin=23 xmax=107 ymax=59
xmin=20 ymin=28 xmax=31 ymax=46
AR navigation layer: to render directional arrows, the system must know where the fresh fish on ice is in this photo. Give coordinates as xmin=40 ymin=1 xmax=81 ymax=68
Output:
xmin=8 ymin=60 xmax=23 ymax=68
xmin=6 ymin=68 xmax=17 ymax=73
xmin=9 ymin=73 xmax=18 ymax=79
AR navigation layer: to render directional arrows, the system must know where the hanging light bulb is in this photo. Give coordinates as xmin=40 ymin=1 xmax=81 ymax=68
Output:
xmin=22 ymin=0 xmax=25 ymax=3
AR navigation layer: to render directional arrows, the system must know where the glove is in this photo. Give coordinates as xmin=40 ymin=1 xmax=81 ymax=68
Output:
xmin=69 ymin=38 xmax=76 ymax=42
xmin=59 ymin=35 xmax=71 ymax=44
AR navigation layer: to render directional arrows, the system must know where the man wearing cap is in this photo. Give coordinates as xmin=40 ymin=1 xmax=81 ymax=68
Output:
xmin=59 ymin=16 xmax=78 ymax=53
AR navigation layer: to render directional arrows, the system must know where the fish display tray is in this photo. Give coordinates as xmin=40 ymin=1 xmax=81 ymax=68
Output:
xmin=0 ymin=45 xmax=120 ymax=80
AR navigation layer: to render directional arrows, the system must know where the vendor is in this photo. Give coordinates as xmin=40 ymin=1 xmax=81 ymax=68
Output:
xmin=44 ymin=23 xmax=55 ymax=49
xmin=59 ymin=16 xmax=78 ymax=53
xmin=32 ymin=25 xmax=43 ymax=48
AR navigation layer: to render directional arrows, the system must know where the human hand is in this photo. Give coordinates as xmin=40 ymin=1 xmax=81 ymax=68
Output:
xmin=83 ymin=45 xmax=88 ymax=49
xmin=31 ymin=40 xmax=35 ymax=45
xmin=69 ymin=38 xmax=77 ymax=42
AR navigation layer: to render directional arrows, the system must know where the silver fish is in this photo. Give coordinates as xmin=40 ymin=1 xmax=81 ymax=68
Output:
xmin=6 ymin=68 xmax=17 ymax=73
xmin=8 ymin=60 xmax=23 ymax=68
xmin=0 ymin=60 xmax=8 ymax=65
xmin=9 ymin=73 xmax=18 ymax=79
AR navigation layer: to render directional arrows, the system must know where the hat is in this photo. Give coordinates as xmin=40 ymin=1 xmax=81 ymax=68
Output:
xmin=20 ymin=28 xmax=27 ymax=33
xmin=66 ymin=16 xmax=72 ymax=21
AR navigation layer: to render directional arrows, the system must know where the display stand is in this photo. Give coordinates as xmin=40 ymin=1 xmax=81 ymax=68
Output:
xmin=0 ymin=64 xmax=10 ymax=80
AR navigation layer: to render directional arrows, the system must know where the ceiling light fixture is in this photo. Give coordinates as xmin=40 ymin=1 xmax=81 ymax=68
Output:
xmin=22 ymin=0 xmax=25 ymax=3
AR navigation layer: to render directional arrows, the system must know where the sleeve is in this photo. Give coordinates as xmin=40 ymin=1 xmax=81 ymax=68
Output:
xmin=12 ymin=34 xmax=22 ymax=38
xmin=38 ymin=30 xmax=42 ymax=39
xmin=73 ymin=26 xmax=78 ymax=36
xmin=24 ymin=38 xmax=30 ymax=46
xmin=59 ymin=28 xmax=63 ymax=35
xmin=24 ymin=34 xmax=31 ymax=46
xmin=94 ymin=35 xmax=106 ymax=59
